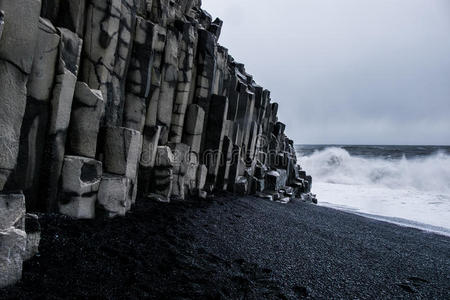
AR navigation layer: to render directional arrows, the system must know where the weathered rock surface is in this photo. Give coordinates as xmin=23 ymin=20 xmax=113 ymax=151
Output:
xmin=0 ymin=61 xmax=27 ymax=190
xmin=140 ymin=125 xmax=162 ymax=168
xmin=182 ymin=104 xmax=205 ymax=155
xmin=123 ymin=17 xmax=156 ymax=132
xmin=0 ymin=228 xmax=26 ymax=288
xmin=0 ymin=0 xmax=41 ymax=74
xmin=98 ymin=174 xmax=132 ymax=218
xmin=40 ymin=27 xmax=83 ymax=212
xmin=0 ymin=194 xmax=25 ymax=231
xmin=157 ymin=27 xmax=180 ymax=144
xmin=80 ymin=0 xmax=121 ymax=126
xmin=68 ymin=82 xmax=104 ymax=158
xmin=170 ymin=21 xmax=198 ymax=143
xmin=154 ymin=146 xmax=175 ymax=168
xmin=0 ymin=0 xmax=315 ymax=288
xmin=103 ymin=126 xmax=142 ymax=179
xmin=58 ymin=156 xmax=102 ymax=219
xmin=23 ymin=214 xmax=41 ymax=261
xmin=203 ymin=95 xmax=229 ymax=190
xmin=0 ymin=193 xmax=26 ymax=288
xmin=27 ymin=18 xmax=60 ymax=102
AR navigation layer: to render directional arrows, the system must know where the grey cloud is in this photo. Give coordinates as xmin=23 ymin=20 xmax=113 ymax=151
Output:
xmin=203 ymin=0 xmax=450 ymax=145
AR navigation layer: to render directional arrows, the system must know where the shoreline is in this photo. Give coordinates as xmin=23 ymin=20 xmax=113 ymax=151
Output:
xmin=318 ymin=202 xmax=450 ymax=238
xmin=1 ymin=195 xmax=449 ymax=299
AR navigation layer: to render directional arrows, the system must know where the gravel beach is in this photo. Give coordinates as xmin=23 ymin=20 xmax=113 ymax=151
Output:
xmin=1 ymin=194 xmax=449 ymax=299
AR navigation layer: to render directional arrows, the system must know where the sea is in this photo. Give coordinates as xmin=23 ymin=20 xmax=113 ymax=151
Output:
xmin=295 ymin=145 xmax=450 ymax=236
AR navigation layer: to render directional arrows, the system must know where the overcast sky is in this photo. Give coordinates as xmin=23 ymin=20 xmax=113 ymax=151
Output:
xmin=202 ymin=0 xmax=450 ymax=145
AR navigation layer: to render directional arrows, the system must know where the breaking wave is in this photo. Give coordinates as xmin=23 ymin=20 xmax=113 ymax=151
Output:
xmin=298 ymin=147 xmax=450 ymax=194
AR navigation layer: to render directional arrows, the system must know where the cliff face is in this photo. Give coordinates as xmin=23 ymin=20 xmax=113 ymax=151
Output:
xmin=0 ymin=0 xmax=312 ymax=287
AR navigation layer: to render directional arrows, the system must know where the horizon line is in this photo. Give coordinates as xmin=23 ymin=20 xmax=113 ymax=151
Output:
xmin=294 ymin=143 xmax=450 ymax=147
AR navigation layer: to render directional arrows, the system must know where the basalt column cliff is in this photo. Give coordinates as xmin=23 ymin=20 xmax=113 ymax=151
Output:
xmin=0 ymin=0 xmax=312 ymax=287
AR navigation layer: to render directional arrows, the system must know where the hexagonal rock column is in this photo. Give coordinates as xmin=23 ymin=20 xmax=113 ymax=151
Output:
xmin=194 ymin=29 xmax=217 ymax=152
xmin=145 ymin=24 xmax=167 ymax=129
xmin=169 ymin=21 xmax=198 ymax=143
xmin=182 ymin=104 xmax=205 ymax=156
xmin=0 ymin=193 xmax=26 ymax=288
xmin=108 ymin=0 xmax=137 ymax=127
xmin=168 ymin=143 xmax=191 ymax=199
xmin=203 ymin=95 xmax=229 ymax=190
xmin=246 ymin=121 xmax=259 ymax=164
xmin=265 ymin=169 xmax=288 ymax=193
xmin=0 ymin=0 xmax=41 ymax=74
xmin=265 ymin=170 xmax=280 ymax=192
xmin=123 ymin=17 xmax=156 ymax=132
xmin=59 ymin=156 xmax=102 ymax=219
xmin=147 ymin=0 xmax=180 ymax=26
xmin=138 ymin=125 xmax=162 ymax=197
xmin=157 ymin=27 xmax=180 ymax=144
xmin=0 ymin=60 xmax=27 ymax=191
xmin=27 ymin=18 xmax=60 ymax=102
xmin=140 ymin=126 xmax=162 ymax=172
xmin=138 ymin=23 xmax=167 ymax=194
xmin=68 ymin=82 xmax=105 ymax=158
xmin=224 ymin=68 xmax=242 ymax=123
xmin=98 ymin=174 xmax=133 ymax=218
xmin=81 ymin=0 xmax=121 ymax=126
xmin=227 ymin=144 xmax=242 ymax=193
xmin=103 ymin=126 xmax=142 ymax=180
xmin=216 ymin=136 xmax=233 ymax=191
xmin=185 ymin=152 xmax=199 ymax=193
xmin=234 ymin=176 xmax=248 ymax=195
xmin=0 ymin=193 xmax=25 ymax=231
xmin=0 ymin=0 xmax=41 ymax=193
xmin=147 ymin=146 xmax=174 ymax=202
xmin=23 ymin=214 xmax=40 ymax=261
xmin=196 ymin=164 xmax=207 ymax=191
xmin=212 ymin=45 xmax=228 ymax=96
xmin=101 ymin=127 xmax=142 ymax=207
xmin=250 ymin=176 xmax=265 ymax=194
xmin=12 ymin=18 xmax=60 ymax=208
xmin=0 ymin=228 xmax=26 ymax=288
xmin=236 ymin=89 xmax=255 ymax=153
xmin=40 ymin=28 xmax=83 ymax=212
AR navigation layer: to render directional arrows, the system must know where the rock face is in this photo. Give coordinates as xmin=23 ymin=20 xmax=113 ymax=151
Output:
xmin=98 ymin=174 xmax=133 ymax=218
xmin=0 ymin=0 xmax=314 ymax=288
xmin=0 ymin=194 xmax=27 ymax=288
xmin=59 ymin=156 xmax=102 ymax=219
xmin=0 ymin=0 xmax=41 ymax=74
xmin=68 ymin=82 xmax=104 ymax=158
xmin=0 ymin=61 xmax=27 ymax=191
xmin=23 ymin=214 xmax=41 ymax=261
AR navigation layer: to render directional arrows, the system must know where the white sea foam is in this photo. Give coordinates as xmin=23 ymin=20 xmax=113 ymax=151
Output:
xmin=297 ymin=147 xmax=450 ymax=235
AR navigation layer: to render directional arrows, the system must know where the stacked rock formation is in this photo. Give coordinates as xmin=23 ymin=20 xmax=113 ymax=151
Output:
xmin=0 ymin=0 xmax=312 ymax=287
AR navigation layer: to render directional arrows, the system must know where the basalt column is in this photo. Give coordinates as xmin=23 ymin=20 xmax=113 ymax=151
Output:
xmin=81 ymin=0 xmax=121 ymax=126
xmin=169 ymin=21 xmax=198 ymax=143
xmin=0 ymin=0 xmax=41 ymax=191
xmin=203 ymin=95 xmax=228 ymax=191
xmin=40 ymin=28 xmax=83 ymax=212
xmin=194 ymin=29 xmax=216 ymax=155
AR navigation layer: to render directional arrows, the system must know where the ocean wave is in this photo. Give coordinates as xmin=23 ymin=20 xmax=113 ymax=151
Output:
xmin=297 ymin=147 xmax=450 ymax=193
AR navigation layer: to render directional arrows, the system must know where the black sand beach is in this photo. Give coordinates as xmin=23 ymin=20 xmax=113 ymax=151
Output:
xmin=1 ymin=194 xmax=449 ymax=299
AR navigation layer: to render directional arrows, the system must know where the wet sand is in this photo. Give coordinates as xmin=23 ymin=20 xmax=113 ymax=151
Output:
xmin=1 ymin=194 xmax=449 ymax=299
